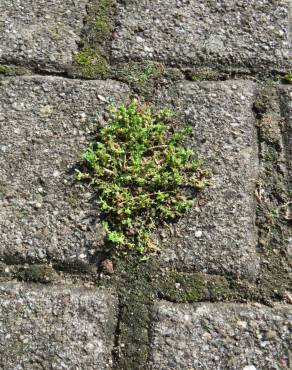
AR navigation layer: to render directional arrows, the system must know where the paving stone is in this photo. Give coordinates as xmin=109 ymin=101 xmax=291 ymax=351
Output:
xmin=0 ymin=76 xmax=129 ymax=265
xmin=150 ymin=301 xmax=292 ymax=370
xmin=155 ymin=81 xmax=259 ymax=279
xmin=0 ymin=282 xmax=117 ymax=369
xmin=0 ymin=0 xmax=88 ymax=71
xmin=112 ymin=0 xmax=291 ymax=72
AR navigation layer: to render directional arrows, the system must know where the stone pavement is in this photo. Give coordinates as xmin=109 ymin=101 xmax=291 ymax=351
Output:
xmin=0 ymin=283 xmax=117 ymax=369
xmin=0 ymin=1 xmax=291 ymax=369
xmin=150 ymin=302 xmax=291 ymax=369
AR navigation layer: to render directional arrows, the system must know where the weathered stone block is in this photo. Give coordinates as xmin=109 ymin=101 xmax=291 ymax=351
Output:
xmin=150 ymin=301 xmax=292 ymax=369
xmin=112 ymin=0 xmax=290 ymax=72
xmin=0 ymin=76 xmax=129 ymax=265
xmin=0 ymin=283 xmax=117 ymax=369
xmin=0 ymin=0 xmax=88 ymax=71
xmin=156 ymin=81 xmax=259 ymax=279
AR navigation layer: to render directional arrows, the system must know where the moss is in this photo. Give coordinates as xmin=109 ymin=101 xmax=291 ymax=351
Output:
xmin=158 ymin=271 xmax=233 ymax=302
xmin=185 ymin=68 xmax=219 ymax=81
xmin=18 ymin=265 xmax=58 ymax=283
xmin=83 ymin=0 xmax=113 ymax=45
xmin=94 ymin=0 xmax=113 ymax=41
xmin=158 ymin=272 xmax=204 ymax=302
xmin=128 ymin=62 xmax=163 ymax=83
xmin=205 ymin=275 xmax=231 ymax=301
xmin=0 ymin=64 xmax=29 ymax=76
xmin=263 ymin=147 xmax=277 ymax=161
xmin=259 ymin=114 xmax=281 ymax=146
xmin=95 ymin=17 xmax=111 ymax=36
xmin=0 ymin=65 xmax=11 ymax=74
xmin=74 ymin=47 xmax=109 ymax=77
xmin=116 ymin=291 xmax=149 ymax=369
xmin=282 ymin=73 xmax=292 ymax=84
xmin=190 ymin=73 xmax=204 ymax=81
xmin=109 ymin=258 xmax=157 ymax=370
xmin=115 ymin=62 xmax=164 ymax=88
xmin=72 ymin=0 xmax=113 ymax=78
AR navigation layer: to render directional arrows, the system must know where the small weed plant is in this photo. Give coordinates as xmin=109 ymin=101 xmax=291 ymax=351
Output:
xmin=77 ymin=100 xmax=210 ymax=254
xmin=283 ymin=73 xmax=292 ymax=84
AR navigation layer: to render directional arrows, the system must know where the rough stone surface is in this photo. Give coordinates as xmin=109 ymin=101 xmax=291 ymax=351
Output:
xmin=150 ymin=301 xmax=292 ymax=370
xmin=0 ymin=0 xmax=88 ymax=71
xmin=0 ymin=282 xmax=117 ymax=369
xmin=279 ymin=85 xmax=292 ymax=185
xmin=0 ymin=76 xmax=129 ymax=265
xmin=279 ymin=85 xmax=292 ymax=257
xmin=156 ymin=81 xmax=259 ymax=279
xmin=112 ymin=0 xmax=291 ymax=72
xmin=0 ymin=0 xmax=291 ymax=365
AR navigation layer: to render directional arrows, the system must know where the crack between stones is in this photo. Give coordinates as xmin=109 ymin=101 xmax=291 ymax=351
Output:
xmin=112 ymin=296 xmax=123 ymax=370
xmin=253 ymin=87 xmax=265 ymax=256
xmin=1 ymin=62 xmax=290 ymax=84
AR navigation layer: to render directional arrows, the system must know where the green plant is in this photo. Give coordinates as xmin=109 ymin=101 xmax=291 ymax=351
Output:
xmin=0 ymin=65 xmax=27 ymax=76
xmin=191 ymin=73 xmax=205 ymax=81
xmin=121 ymin=62 xmax=163 ymax=84
xmin=94 ymin=0 xmax=113 ymax=40
xmin=74 ymin=47 xmax=108 ymax=77
xmin=77 ymin=100 xmax=210 ymax=254
xmin=282 ymin=73 xmax=292 ymax=84
xmin=0 ymin=65 xmax=10 ymax=74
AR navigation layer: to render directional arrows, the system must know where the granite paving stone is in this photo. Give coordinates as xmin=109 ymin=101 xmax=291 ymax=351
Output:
xmin=0 ymin=282 xmax=117 ymax=369
xmin=150 ymin=301 xmax=292 ymax=370
xmin=155 ymin=81 xmax=259 ymax=279
xmin=112 ymin=0 xmax=291 ymax=72
xmin=0 ymin=76 xmax=130 ymax=265
xmin=0 ymin=0 xmax=89 ymax=71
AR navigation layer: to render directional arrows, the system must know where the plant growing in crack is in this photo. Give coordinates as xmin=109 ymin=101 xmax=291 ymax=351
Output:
xmin=282 ymin=73 xmax=292 ymax=84
xmin=77 ymin=100 xmax=211 ymax=254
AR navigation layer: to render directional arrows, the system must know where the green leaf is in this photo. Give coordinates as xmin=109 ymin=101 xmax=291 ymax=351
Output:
xmin=107 ymin=231 xmax=125 ymax=244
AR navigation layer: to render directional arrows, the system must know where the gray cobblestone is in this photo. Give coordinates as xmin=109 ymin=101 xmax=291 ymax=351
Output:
xmin=0 ymin=76 xmax=129 ymax=265
xmin=0 ymin=282 xmax=117 ymax=369
xmin=156 ymin=81 xmax=259 ymax=280
xmin=112 ymin=0 xmax=291 ymax=72
xmin=0 ymin=0 xmax=88 ymax=71
xmin=150 ymin=301 xmax=292 ymax=370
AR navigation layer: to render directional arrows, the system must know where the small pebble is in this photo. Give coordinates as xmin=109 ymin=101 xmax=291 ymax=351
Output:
xmin=195 ymin=230 xmax=202 ymax=238
xmin=97 ymin=95 xmax=107 ymax=102
xmin=101 ymin=259 xmax=114 ymax=274
xmin=38 ymin=249 xmax=46 ymax=259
